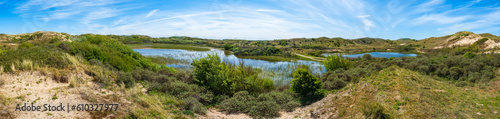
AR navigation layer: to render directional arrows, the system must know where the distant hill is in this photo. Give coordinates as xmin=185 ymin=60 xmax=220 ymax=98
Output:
xmin=0 ymin=31 xmax=72 ymax=43
xmin=417 ymin=31 xmax=500 ymax=50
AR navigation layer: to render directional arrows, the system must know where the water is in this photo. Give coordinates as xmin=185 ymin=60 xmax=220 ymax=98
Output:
xmin=322 ymin=52 xmax=417 ymax=58
xmin=134 ymin=48 xmax=327 ymax=83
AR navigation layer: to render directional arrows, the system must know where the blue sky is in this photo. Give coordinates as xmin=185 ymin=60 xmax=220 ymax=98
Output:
xmin=1 ymin=0 xmax=499 ymax=40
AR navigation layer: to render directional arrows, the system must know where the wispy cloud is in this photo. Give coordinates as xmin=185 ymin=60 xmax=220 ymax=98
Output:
xmin=145 ymin=9 xmax=158 ymax=18
xmin=4 ymin=0 xmax=500 ymax=40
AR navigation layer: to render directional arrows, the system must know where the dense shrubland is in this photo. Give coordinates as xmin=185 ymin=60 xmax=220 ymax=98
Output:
xmin=321 ymin=52 xmax=500 ymax=90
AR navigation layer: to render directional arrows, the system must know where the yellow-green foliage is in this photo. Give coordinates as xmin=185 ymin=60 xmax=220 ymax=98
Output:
xmin=191 ymin=54 xmax=274 ymax=95
xmin=290 ymin=68 xmax=322 ymax=96
xmin=324 ymin=54 xmax=351 ymax=71
xmin=325 ymin=66 xmax=500 ymax=118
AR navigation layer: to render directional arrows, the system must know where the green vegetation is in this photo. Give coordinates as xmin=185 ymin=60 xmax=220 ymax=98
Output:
xmin=127 ymin=43 xmax=210 ymax=51
xmin=191 ymin=54 xmax=274 ymax=95
xmin=323 ymin=54 xmax=351 ymax=71
xmin=290 ymin=67 xmax=322 ymax=96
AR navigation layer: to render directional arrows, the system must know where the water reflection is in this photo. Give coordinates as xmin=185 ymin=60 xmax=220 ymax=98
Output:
xmin=134 ymin=48 xmax=327 ymax=83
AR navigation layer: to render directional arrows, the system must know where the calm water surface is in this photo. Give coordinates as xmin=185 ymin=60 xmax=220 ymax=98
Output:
xmin=134 ymin=48 xmax=326 ymax=83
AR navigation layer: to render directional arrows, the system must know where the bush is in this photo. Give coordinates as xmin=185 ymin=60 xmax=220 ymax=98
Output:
xmin=248 ymin=101 xmax=281 ymax=118
xmin=192 ymin=54 xmax=274 ymax=95
xmin=463 ymin=52 xmax=476 ymax=58
xmin=180 ymin=97 xmax=207 ymax=114
xmin=283 ymin=101 xmax=301 ymax=112
xmin=116 ymin=72 xmax=135 ymax=88
xmin=362 ymin=54 xmax=372 ymax=60
xmin=0 ymin=45 xmax=70 ymax=72
xmin=323 ymin=78 xmax=346 ymax=90
xmin=259 ymin=91 xmax=294 ymax=106
xmin=291 ymin=68 xmax=322 ymax=96
xmin=324 ymin=54 xmax=351 ymax=71
xmin=220 ymin=91 xmax=255 ymax=113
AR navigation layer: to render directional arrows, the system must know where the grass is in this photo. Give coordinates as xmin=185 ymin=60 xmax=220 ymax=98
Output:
xmin=127 ymin=43 xmax=210 ymax=51
xmin=124 ymin=90 xmax=185 ymax=119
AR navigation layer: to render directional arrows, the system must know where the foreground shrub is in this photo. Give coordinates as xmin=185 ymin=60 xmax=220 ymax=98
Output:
xmin=283 ymin=101 xmax=301 ymax=112
xmin=248 ymin=101 xmax=281 ymax=118
xmin=323 ymin=78 xmax=346 ymax=90
xmin=180 ymin=97 xmax=207 ymax=114
xmin=258 ymin=91 xmax=294 ymax=106
xmin=291 ymin=68 xmax=322 ymax=96
xmin=220 ymin=91 xmax=255 ymax=113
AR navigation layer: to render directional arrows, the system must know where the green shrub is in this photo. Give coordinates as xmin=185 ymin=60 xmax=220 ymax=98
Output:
xmin=248 ymin=101 xmax=281 ymax=118
xmin=116 ymin=72 xmax=135 ymax=88
xmin=192 ymin=54 xmax=274 ymax=95
xmin=0 ymin=44 xmax=70 ymax=72
xmin=283 ymin=101 xmax=301 ymax=112
xmin=291 ymin=68 xmax=322 ymax=96
xmin=324 ymin=54 xmax=351 ymax=71
xmin=362 ymin=54 xmax=372 ymax=60
xmin=323 ymin=78 xmax=346 ymax=90
xmin=180 ymin=97 xmax=206 ymax=114
xmin=463 ymin=52 xmax=476 ymax=58
xmin=255 ymin=91 xmax=295 ymax=108
xmin=220 ymin=91 xmax=255 ymax=113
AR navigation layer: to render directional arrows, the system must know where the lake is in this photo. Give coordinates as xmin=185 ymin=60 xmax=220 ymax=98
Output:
xmin=322 ymin=52 xmax=417 ymax=58
xmin=134 ymin=48 xmax=326 ymax=83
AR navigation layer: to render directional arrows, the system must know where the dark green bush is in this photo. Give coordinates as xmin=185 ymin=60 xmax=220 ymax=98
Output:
xmin=283 ymin=101 xmax=301 ymax=112
xmin=260 ymin=91 xmax=294 ymax=106
xmin=180 ymin=97 xmax=207 ymax=115
xmin=362 ymin=54 xmax=372 ymax=60
xmin=220 ymin=91 xmax=255 ymax=113
xmin=248 ymin=101 xmax=281 ymax=118
xmin=323 ymin=78 xmax=346 ymax=90
xmin=116 ymin=72 xmax=135 ymax=88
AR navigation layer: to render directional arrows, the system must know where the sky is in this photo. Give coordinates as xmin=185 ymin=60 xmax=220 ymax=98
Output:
xmin=0 ymin=0 xmax=499 ymax=40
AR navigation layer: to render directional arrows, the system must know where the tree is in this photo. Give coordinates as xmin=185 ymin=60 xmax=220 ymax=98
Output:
xmin=324 ymin=54 xmax=351 ymax=71
xmin=290 ymin=68 xmax=322 ymax=96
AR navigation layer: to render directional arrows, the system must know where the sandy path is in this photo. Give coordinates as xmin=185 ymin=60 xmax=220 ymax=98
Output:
xmin=293 ymin=53 xmax=325 ymax=62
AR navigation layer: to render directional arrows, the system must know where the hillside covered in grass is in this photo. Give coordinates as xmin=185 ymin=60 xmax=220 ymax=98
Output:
xmin=285 ymin=66 xmax=500 ymax=118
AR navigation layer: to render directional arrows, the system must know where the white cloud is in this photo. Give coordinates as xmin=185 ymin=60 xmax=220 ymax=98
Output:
xmin=357 ymin=15 xmax=376 ymax=31
xmin=145 ymin=9 xmax=159 ymax=18
xmin=413 ymin=14 xmax=470 ymax=25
